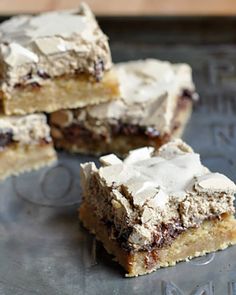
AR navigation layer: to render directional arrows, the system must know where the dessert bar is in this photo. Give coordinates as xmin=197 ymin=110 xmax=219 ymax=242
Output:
xmin=50 ymin=59 xmax=197 ymax=156
xmin=79 ymin=139 xmax=236 ymax=276
xmin=0 ymin=3 xmax=119 ymax=115
xmin=0 ymin=114 xmax=56 ymax=180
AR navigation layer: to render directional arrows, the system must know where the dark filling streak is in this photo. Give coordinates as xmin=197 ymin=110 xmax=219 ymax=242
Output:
xmin=14 ymin=70 xmax=43 ymax=89
xmin=151 ymin=220 xmax=185 ymax=250
xmin=111 ymin=122 xmax=161 ymax=138
xmin=0 ymin=130 xmax=51 ymax=149
xmin=13 ymin=68 xmax=50 ymax=89
xmin=14 ymin=81 xmax=41 ymax=89
xmin=94 ymin=59 xmax=105 ymax=82
xmin=63 ymin=123 xmax=108 ymax=141
xmin=41 ymin=137 xmax=52 ymax=145
xmin=37 ymin=69 xmax=51 ymax=79
xmin=181 ymin=89 xmax=199 ymax=102
xmin=55 ymin=90 xmax=197 ymax=143
xmin=13 ymin=59 xmax=106 ymax=89
xmin=102 ymin=217 xmax=185 ymax=253
xmin=59 ymin=122 xmax=162 ymax=145
xmin=170 ymin=89 xmax=197 ymax=132
xmin=0 ymin=130 xmax=13 ymax=148
xmin=102 ymin=213 xmax=222 ymax=256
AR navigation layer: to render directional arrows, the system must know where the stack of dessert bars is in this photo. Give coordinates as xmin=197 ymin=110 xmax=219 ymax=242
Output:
xmin=0 ymin=3 xmax=236 ymax=277
xmin=0 ymin=2 xmax=197 ymax=179
xmin=0 ymin=3 xmax=119 ymax=179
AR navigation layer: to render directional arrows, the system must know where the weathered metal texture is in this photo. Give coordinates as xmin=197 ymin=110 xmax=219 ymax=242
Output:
xmin=0 ymin=17 xmax=235 ymax=295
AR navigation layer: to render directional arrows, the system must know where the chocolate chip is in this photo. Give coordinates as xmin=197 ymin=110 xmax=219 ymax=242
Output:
xmin=0 ymin=130 xmax=13 ymax=148
xmin=37 ymin=69 xmax=50 ymax=79
xmin=145 ymin=127 xmax=160 ymax=138
xmin=23 ymin=70 xmax=32 ymax=81
xmin=111 ymin=123 xmax=122 ymax=134
xmin=75 ymin=68 xmax=82 ymax=75
xmin=111 ymin=123 xmax=140 ymax=136
xmin=182 ymin=89 xmax=193 ymax=99
xmin=94 ymin=59 xmax=105 ymax=82
xmin=14 ymin=83 xmax=21 ymax=88
xmin=14 ymin=81 xmax=41 ymax=89
xmin=122 ymin=124 xmax=140 ymax=135
xmin=30 ymin=81 xmax=41 ymax=88
xmin=182 ymin=89 xmax=199 ymax=102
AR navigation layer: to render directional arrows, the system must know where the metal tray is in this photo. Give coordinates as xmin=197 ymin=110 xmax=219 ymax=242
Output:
xmin=0 ymin=16 xmax=236 ymax=295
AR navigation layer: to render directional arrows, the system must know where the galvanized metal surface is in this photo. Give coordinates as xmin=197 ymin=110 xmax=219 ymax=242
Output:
xmin=0 ymin=17 xmax=236 ymax=295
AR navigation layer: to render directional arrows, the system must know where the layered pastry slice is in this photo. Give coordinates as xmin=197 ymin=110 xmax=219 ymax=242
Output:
xmin=0 ymin=3 xmax=119 ymax=115
xmin=0 ymin=114 xmax=56 ymax=180
xmin=79 ymin=139 xmax=236 ymax=277
xmin=50 ymin=59 xmax=198 ymax=156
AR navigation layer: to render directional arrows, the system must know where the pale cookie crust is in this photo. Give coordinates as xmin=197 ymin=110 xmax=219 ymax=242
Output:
xmin=0 ymin=143 xmax=56 ymax=180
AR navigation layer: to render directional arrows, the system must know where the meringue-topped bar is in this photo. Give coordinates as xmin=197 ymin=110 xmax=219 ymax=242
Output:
xmin=0 ymin=3 xmax=119 ymax=115
xmin=50 ymin=59 xmax=197 ymax=156
xmin=79 ymin=139 xmax=236 ymax=277
xmin=0 ymin=114 xmax=56 ymax=180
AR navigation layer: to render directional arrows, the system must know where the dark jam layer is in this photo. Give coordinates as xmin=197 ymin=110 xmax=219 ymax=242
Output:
xmin=61 ymin=122 xmax=162 ymax=144
xmin=57 ymin=88 xmax=197 ymax=145
xmin=111 ymin=123 xmax=160 ymax=138
xmin=14 ymin=60 xmax=106 ymax=89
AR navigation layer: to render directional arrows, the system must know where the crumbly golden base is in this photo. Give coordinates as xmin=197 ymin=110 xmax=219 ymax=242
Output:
xmin=79 ymin=202 xmax=236 ymax=277
xmin=52 ymin=99 xmax=192 ymax=157
xmin=0 ymin=143 xmax=57 ymax=180
xmin=1 ymin=71 xmax=120 ymax=115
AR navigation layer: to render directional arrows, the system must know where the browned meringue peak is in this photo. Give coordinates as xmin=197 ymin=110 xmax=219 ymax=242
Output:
xmin=156 ymin=138 xmax=193 ymax=158
xmin=99 ymin=147 xmax=201 ymax=208
xmin=99 ymin=154 xmax=123 ymax=166
xmin=0 ymin=3 xmax=112 ymax=91
xmin=194 ymin=173 xmax=236 ymax=194
xmin=80 ymin=59 xmax=195 ymax=134
xmin=95 ymin=139 xmax=236 ymax=204
xmin=0 ymin=114 xmax=51 ymax=144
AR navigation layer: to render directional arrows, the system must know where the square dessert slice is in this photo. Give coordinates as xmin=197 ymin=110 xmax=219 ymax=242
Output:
xmin=0 ymin=114 xmax=56 ymax=180
xmin=50 ymin=59 xmax=198 ymax=156
xmin=0 ymin=3 xmax=119 ymax=115
xmin=79 ymin=139 xmax=236 ymax=277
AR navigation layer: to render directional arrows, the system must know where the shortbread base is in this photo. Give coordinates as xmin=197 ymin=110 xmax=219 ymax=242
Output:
xmin=52 ymin=98 xmax=192 ymax=157
xmin=79 ymin=202 xmax=236 ymax=277
xmin=0 ymin=143 xmax=57 ymax=180
xmin=1 ymin=71 xmax=119 ymax=115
